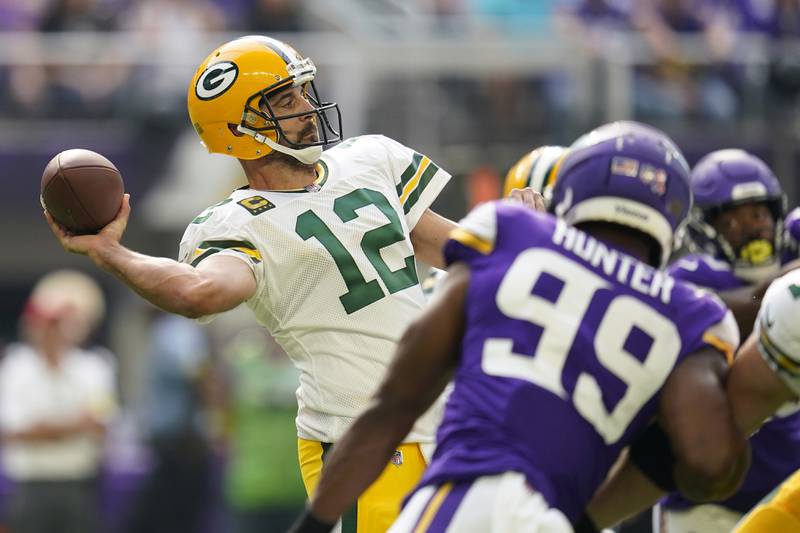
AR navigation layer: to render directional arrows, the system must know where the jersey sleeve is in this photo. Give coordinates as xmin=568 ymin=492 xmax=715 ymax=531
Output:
xmin=673 ymin=284 xmax=740 ymax=365
xmin=444 ymin=201 xmax=498 ymax=266
xmin=376 ymin=135 xmax=452 ymax=230
xmin=755 ymin=269 xmax=800 ymax=395
xmin=178 ymin=212 xmax=266 ymax=305
xmin=667 ymin=254 xmax=741 ymax=291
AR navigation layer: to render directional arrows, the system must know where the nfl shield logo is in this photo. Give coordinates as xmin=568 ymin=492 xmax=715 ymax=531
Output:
xmin=390 ymin=450 xmax=403 ymax=467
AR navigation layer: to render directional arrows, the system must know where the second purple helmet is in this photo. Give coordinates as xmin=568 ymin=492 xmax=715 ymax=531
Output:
xmin=687 ymin=149 xmax=787 ymax=281
xmin=549 ymin=120 xmax=692 ymax=267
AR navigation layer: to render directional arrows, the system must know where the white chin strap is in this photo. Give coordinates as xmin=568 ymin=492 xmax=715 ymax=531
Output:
xmin=238 ymin=126 xmax=322 ymax=165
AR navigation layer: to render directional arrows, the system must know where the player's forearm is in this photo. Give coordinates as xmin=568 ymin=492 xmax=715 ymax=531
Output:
xmin=310 ymin=404 xmax=417 ymax=523
xmin=88 ymin=241 xmax=216 ymax=317
xmin=728 ymin=336 xmax=797 ymax=436
xmin=586 ymin=454 xmax=666 ymax=528
xmin=411 ymin=210 xmax=458 ymax=270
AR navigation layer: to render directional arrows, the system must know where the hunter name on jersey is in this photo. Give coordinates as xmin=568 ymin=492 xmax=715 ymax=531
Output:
xmin=420 ymin=201 xmax=738 ymax=523
xmin=179 ymin=135 xmax=450 ymax=443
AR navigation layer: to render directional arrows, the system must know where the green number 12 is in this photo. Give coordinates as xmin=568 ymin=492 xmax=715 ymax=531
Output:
xmin=295 ymin=188 xmax=419 ymax=314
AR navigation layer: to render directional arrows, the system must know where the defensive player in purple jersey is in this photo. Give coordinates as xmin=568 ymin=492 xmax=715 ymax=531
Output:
xmin=670 ymin=149 xmax=800 ymax=338
xmin=657 ymin=149 xmax=800 ymax=533
xmin=288 ymin=122 xmax=750 ymax=533
xmin=587 ymin=270 xmax=800 ymax=533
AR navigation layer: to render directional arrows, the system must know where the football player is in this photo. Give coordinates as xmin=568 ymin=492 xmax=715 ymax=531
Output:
xmin=45 ymin=35 xmax=540 ymax=533
xmin=671 ymin=149 xmax=800 ymax=337
xmin=728 ymin=269 xmax=800 ymax=531
xmin=587 ymin=268 xmax=800 ymax=533
xmin=657 ymin=150 xmax=800 ymax=533
xmin=288 ymin=121 xmax=750 ymax=533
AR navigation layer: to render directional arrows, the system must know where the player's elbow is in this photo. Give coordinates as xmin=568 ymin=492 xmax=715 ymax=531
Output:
xmin=170 ymin=278 xmax=226 ymax=319
xmin=676 ymin=440 xmax=751 ymax=502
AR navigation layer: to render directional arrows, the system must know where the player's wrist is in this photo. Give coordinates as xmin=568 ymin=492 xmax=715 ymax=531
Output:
xmin=574 ymin=512 xmax=601 ymax=533
xmin=628 ymin=422 xmax=677 ymax=492
xmin=288 ymin=507 xmax=336 ymax=533
xmin=87 ymin=239 xmax=123 ymax=269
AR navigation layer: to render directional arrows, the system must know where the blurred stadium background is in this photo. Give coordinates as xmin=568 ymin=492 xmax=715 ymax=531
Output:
xmin=2 ymin=0 xmax=800 ymax=532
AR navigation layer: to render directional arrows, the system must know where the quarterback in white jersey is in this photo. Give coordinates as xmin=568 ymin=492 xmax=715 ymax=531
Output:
xmin=179 ymin=133 xmax=450 ymax=444
xmin=44 ymin=34 xmax=543 ymax=533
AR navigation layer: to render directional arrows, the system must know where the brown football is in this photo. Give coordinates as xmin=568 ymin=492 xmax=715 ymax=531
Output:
xmin=41 ymin=149 xmax=124 ymax=234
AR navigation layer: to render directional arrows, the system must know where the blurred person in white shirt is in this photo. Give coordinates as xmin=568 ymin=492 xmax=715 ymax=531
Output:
xmin=0 ymin=270 xmax=117 ymax=533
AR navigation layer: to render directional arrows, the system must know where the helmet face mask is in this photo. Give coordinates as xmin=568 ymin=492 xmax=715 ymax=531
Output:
xmin=685 ymin=149 xmax=786 ymax=282
xmin=240 ymin=80 xmax=341 ymax=151
xmin=188 ymin=35 xmax=342 ymax=164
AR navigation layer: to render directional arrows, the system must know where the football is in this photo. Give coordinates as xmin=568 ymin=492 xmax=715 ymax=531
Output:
xmin=41 ymin=149 xmax=124 ymax=234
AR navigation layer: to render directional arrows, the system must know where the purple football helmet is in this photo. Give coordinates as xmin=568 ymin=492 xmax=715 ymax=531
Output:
xmin=548 ymin=121 xmax=692 ymax=267
xmin=686 ymin=149 xmax=786 ymax=282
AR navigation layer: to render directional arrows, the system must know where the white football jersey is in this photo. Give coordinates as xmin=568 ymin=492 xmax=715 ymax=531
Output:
xmin=755 ymin=269 xmax=800 ymax=396
xmin=179 ymin=135 xmax=451 ymax=442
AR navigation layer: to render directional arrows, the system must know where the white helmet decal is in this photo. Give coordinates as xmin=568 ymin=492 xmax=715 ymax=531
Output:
xmin=196 ymin=61 xmax=239 ymax=100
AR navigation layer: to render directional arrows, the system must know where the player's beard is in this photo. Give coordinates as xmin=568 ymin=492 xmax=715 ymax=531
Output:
xmin=264 ymin=122 xmax=319 ymax=170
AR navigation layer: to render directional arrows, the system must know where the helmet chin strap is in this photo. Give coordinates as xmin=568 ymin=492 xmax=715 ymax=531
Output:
xmin=237 ymin=125 xmax=322 ymax=165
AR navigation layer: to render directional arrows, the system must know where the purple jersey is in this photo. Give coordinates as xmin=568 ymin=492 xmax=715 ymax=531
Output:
xmin=417 ymin=201 xmax=738 ymax=523
xmin=667 ymin=241 xmax=800 ymax=513
xmin=668 ymin=253 xmax=746 ymax=291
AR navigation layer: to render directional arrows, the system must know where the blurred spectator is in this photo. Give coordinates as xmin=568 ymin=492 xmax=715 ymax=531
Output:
xmin=0 ymin=64 xmax=88 ymax=119
xmin=39 ymin=0 xmax=118 ymax=32
xmin=242 ymin=0 xmax=305 ymax=32
xmin=555 ymin=0 xmax=634 ymax=42
xmin=39 ymin=0 xmax=130 ymax=118
xmin=120 ymin=313 xmax=216 ymax=533
xmin=121 ymin=0 xmax=229 ymax=117
xmin=722 ymin=0 xmax=800 ymax=103
xmin=220 ymin=328 xmax=305 ymax=533
xmin=0 ymin=0 xmax=50 ymax=30
xmin=469 ymin=0 xmax=560 ymax=34
xmin=0 ymin=270 xmax=117 ymax=533
xmin=631 ymin=0 xmax=740 ymax=120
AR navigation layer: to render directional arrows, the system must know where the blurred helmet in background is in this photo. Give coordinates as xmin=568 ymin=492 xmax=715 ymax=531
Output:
xmin=503 ymin=145 xmax=566 ymax=206
xmin=686 ymin=149 xmax=786 ymax=282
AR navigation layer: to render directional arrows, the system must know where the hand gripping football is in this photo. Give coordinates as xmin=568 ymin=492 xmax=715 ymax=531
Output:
xmin=41 ymin=149 xmax=124 ymax=234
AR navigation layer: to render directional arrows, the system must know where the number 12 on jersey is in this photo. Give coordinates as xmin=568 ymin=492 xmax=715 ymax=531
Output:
xmin=295 ymin=188 xmax=419 ymax=314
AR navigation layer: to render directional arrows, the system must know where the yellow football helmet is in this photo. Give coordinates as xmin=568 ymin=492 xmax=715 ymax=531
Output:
xmin=187 ymin=35 xmax=342 ymax=164
xmin=503 ymin=145 xmax=567 ymax=205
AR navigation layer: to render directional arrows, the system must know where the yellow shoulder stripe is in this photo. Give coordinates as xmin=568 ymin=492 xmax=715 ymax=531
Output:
xmin=703 ymin=332 xmax=735 ymax=366
xmin=399 ymin=156 xmax=431 ymax=204
xmin=450 ymin=228 xmax=494 ymax=255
